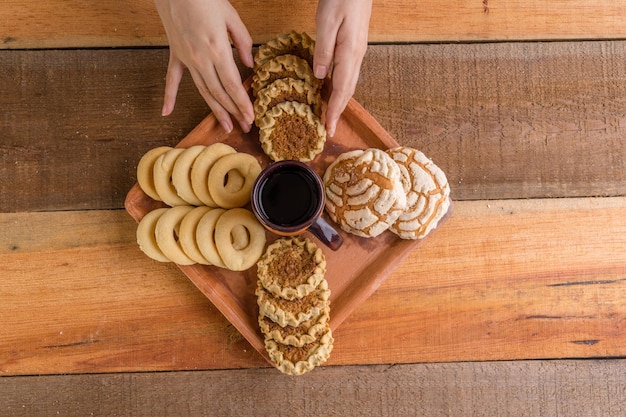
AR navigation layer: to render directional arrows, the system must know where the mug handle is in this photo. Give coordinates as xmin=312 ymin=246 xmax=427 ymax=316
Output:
xmin=309 ymin=216 xmax=344 ymax=251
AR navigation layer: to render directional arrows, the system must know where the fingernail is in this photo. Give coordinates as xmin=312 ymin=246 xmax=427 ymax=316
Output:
xmin=314 ymin=64 xmax=328 ymax=79
xmin=220 ymin=119 xmax=233 ymax=133
xmin=244 ymin=112 xmax=255 ymax=125
xmin=327 ymin=123 xmax=336 ymax=138
xmin=238 ymin=120 xmax=251 ymax=133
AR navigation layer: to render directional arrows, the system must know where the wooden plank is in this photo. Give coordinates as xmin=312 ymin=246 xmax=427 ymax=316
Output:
xmin=2 ymin=197 xmax=625 ymax=375
xmin=4 ymin=1 xmax=626 ymax=49
xmin=2 ymin=42 xmax=626 ymax=212
xmin=1 ymin=360 xmax=625 ymax=417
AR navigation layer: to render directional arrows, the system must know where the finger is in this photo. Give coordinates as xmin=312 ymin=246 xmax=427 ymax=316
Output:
xmin=212 ymin=56 xmax=254 ymax=126
xmin=227 ymin=16 xmax=254 ymax=69
xmin=313 ymin=15 xmax=339 ymax=79
xmin=162 ymin=54 xmax=185 ymax=116
xmin=188 ymin=67 xmax=235 ymax=133
xmin=325 ymin=56 xmax=361 ymax=137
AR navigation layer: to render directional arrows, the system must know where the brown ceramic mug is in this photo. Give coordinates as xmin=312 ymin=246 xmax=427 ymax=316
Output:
xmin=251 ymin=160 xmax=343 ymax=250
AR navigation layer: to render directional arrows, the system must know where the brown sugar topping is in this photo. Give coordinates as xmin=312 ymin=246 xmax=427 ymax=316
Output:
xmin=268 ymin=91 xmax=307 ymax=109
xmin=263 ymin=288 xmax=323 ymax=313
xmin=270 ymin=114 xmax=318 ymax=160
xmin=279 ymin=341 xmax=318 ymax=363
xmin=267 ymin=245 xmax=317 ymax=287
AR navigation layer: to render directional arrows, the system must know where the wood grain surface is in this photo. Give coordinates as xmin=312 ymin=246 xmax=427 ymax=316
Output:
xmin=3 ymin=0 xmax=626 ymax=49
xmin=1 ymin=360 xmax=625 ymax=417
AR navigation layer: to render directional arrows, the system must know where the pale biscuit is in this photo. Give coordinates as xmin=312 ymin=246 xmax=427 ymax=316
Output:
xmin=264 ymin=326 xmax=334 ymax=376
xmin=137 ymin=146 xmax=172 ymax=201
xmin=171 ymin=145 xmax=206 ymax=206
xmin=256 ymin=237 xmax=326 ymax=300
xmin=257 ymin=101 xmax=326 ymax=162
xmin=153 ymin=148 xmax=189 ymax=207
xmin=256 ymin=279 xmax=330 ymax=327
xmin=154 ymin=205 xmax=196 ymax=265
xmin=259 ymin=309 xmax=330 ymax=347
xmin=323 ymin=148 xmax=407 ymax=237
xmin=207 ymin=153 xmax=262 ymax=209
xmin=190 ymin=143 xmax=237 ymax=207
xmin=136 ymin=208 xmax=170 ymax=262
xmin=254 ymin=78 xmax=322 ymax=125
xmin=178 ymin=206 xmax=213 ymax=265
xmin=195 ymin=208 xmax=227 ymax=268
xmin=386 ymin=147 xmax=451 ymax=239
xmin=214 ymin=208 xmax=267 ymax=271
xmin=252 ymin=54 xmax=322 ymax=96
xmin=254 ymin=30 xmax=316 ymax=70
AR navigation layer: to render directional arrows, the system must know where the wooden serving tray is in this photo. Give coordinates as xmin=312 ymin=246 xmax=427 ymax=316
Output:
xmin=125 ymin=87 xmax=450 ymax=364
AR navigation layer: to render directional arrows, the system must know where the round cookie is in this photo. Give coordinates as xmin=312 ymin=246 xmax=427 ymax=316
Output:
xmin=154 ymin=205 xmax=196 ymax=265
xmin=178 ymin=205 xmax=213 ymax=265
xmin=254 ymin=30 xmax=316 ymax=70
xmin=195 ymin=208 xmax=227 ymax=268
xmin=137 ymin=146 xmax=172 ymax=201
xmin=214 ymin=208 xmax=266 ymax=271
xmin=153 ymin=148 xmax=189 ymax=207
xmin=256 ymin=279 xmax=330 ymax=327
xmin=254 ymin=78 xmax=322 ymax=125
xmin=257 ymin=101 xmax=326 ymax=162
xmin=207 ymin=153 xmax=262 ymax=208
xmin=323 ymin=148 xmax=407 ymax=238
xmin=386 ymin=147 xmax=451 ymax=240
xmin=190 ymin=143 xmax=237 ymax=207
xmin=171 ymin=145 xmax=206 ymax=206
xmin=136 ymin=208 xmax=170 ymax=262
xmin=259 ymin=308 xmax=330 ymax=348
xmin=256 ymin=237 xmax=326 ymax=300
xmin=264 ymin=326 xmax=334 ymax=376
xmin=252 ymin=54 xmax=322 ymax=96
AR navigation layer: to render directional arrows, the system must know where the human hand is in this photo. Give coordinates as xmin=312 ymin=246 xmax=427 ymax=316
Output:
xmin=155 ymin=0 xmax=255 ymax=133
xmin=314 ymin=0 xmax=372 ymax=137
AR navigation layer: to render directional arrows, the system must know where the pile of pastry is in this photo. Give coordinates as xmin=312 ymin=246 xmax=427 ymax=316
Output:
xmin=134 ymin=143 xmax=266 ymax=271
xmin=251 ymin=31 xmax=326 ymax=162
xmin=324 ymin=146 xmax=451 ymax=240
xmin=255 ymin=237 xmax=333 ymax=375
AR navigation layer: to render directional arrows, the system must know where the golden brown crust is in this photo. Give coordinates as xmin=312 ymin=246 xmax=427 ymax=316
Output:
xmin=254 ymin=78 xmax=322 ymax=125
xmin=256 ymin=237 xmax=326 ymax=300
xmin=264 ymin=326 xmax=334 ymax=375
xmin=252 ymin=54 xmax=322 ymax=96
xmin=259 ymin=309 xmax=329 ymax=347
xmin=256 ymin=279 xmax=330 ymax=327
xmin=254 ymin=31 xmax=316 ymax=70
xmin=258 ymin=101 xmax=326 ymax=162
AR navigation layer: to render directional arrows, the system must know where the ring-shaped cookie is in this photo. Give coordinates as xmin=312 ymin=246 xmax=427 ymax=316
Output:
xmin=137 ymin=146 xmax=172 ymax=201
xmin=195 ymin=208 xmax=227 ymax=268
xmin=178 ymin=206 xmax=213 ymax=265
xmin=171 ymin=145 xmax=206 ymax=206
xmin=208 ymin=153 xmax=262 ymax=208
xmin=191 ymin=143 xmax=237 ymax=207
xmin=153 ymin=148 xmax=189 ymax=207
xmin=214 ymin=208 xmax=266 ymax=271
xmin=154 ymin=205 xmax=196 ymax=265
xmin=136 ymin=208 xmax=170 ymax=262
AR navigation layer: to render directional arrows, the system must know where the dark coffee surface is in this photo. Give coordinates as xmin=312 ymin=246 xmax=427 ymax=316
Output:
xmin=260 ymin=168 xmax=318 ymax=226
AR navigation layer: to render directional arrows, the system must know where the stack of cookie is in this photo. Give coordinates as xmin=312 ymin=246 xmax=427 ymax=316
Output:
xmin=323 ymin=146 xmax=451 ymax=240
xmin=255 ymin=237 xmax=334 ymax=375
xmin=252 ymin=31 xmax=326 ymax=162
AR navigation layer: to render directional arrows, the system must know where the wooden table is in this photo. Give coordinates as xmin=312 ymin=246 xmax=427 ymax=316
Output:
xmin=2 ymin=1 xmax=626 ymax=415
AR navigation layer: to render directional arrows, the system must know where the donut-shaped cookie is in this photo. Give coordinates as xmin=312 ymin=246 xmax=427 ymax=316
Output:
xmin=171 ymin=145 xmax=206 ymax=206
xmin=254 ymin=31 xmax=316 ymax=70
xmin=387 ymin=147 xmax=451 ymax=240
xmin=208 ymin=153 xmax=262 ymax=208
xmin=136 ymin=208 xmax=170 ymax=262
xmin=257 ymin=101 xmax=326 ymax=162
xmin=323 ymin=148 xmax=407 ymax=238
xmin=178 ymin=205 xmax=213 ymax=265
xmin=190 ymin=143 xmax=237 ymax=207
xmin=195 ymin=208 xmax=227 ymax=268
xmin=153 ymin=148 xmax=189 ymax=206
xmin=137 ymin=146 xmax=172 ymax=200
xmin=154 ymin=205 xmax=196 ymax=265
xmin=214 ymin=208 xmax=267 ymax=271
